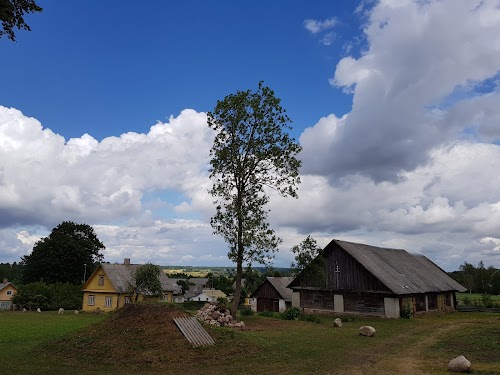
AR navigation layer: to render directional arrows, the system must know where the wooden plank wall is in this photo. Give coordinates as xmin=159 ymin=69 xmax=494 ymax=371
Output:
xmin=324 ymin=244 xmax=390 ymax=292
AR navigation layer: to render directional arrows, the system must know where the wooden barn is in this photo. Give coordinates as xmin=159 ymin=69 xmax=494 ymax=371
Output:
xmin=250 ymin=277 xmax=294 ymax=312
xmin=288 ymin=239 xmax=467 ymax=318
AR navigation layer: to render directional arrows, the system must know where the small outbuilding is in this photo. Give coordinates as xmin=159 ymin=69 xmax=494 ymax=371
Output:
xmin=250 ymin=277 xmax=294 ymax=312
xmin=288 ymin=239 xmax=467 ymax=318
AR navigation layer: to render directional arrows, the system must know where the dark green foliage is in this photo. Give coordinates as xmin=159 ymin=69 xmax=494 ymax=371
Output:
xmin=207 ymin=273 xmax=234 ymax=295
xmin=282 ymin=306 xmax=301 ymax=320
xmin=0 ymin=0 xmax=42 ymax=41
xmin=258 ymin=310 xmax=275 ymax=317
xmin=299 ymin=314 xmax=322 ymax=323
xmin=291 ymin=236 xmax=325 ymax=287
xmin=181 ymin=300 xmax=206 ymax=311
xmin=449 ymin=261 xmax=500 ymax=294
xmin=131 ymin=263 xmax=163 ymax=301
xmin=208 ymin=81 xmax=302 ymax=316
xmin=240 ymin=307 xmax=254 ymax=316
xmin=22 ymin=221 xmax=105 ymax=285
xmin=12 ymin=282 xmax=82 ymax=310
xmin=481 ymin=294 xmax=493 ymax=308
xmin=0 ymin=262 xmax=23 ymax=284
xmin=400 ymin=303 xmax=413 ymax=319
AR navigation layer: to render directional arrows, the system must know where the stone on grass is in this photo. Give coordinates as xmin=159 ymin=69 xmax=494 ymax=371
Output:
xmin=74 ymin=310 xmax=79 ymax=315
xmin=58 ymin=308 xmax=64 ymax=315
xmin=448 ymin=355 xmax=471 ymax=373
xmin=22 ymin=308 xmax=26 ymax=312
xmin=333 ymin=318 xmax=342 ymax=328
xmin=36 ymin=308 xmax=41 ymax=313
xmin=359 ymin=326 xmax=376 ymax=337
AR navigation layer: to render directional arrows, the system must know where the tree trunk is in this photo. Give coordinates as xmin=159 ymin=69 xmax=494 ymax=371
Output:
xmin=231 ymin=258 xmax=243 ymax=317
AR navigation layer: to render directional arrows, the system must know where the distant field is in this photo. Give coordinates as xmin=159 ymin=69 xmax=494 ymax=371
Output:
xmin=163 ymin=269 xmax=210 ymax=277
xmin=457 ymin=292 xmax=500 ymax=302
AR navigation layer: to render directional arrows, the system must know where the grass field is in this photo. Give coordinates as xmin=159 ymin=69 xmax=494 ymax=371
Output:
xmin=1 ymin=307 xmax=499 ymax=375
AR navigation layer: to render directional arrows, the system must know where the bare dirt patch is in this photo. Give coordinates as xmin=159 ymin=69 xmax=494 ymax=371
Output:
xmin=47 ymin=303 xmax=261 ymax=372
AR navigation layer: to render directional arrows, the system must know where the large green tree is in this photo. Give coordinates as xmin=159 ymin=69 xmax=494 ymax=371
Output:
xmin=22 ymin=221 xmax=105 ymax=284
xmin=208 ymin=81 xmax=302 ymax=316
xmin=0 ymin=0 xmax=42 ymax=41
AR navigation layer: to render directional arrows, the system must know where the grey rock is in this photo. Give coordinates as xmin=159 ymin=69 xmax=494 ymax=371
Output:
xmin=448 ymin=355 xmax=471 ymax=373
xmin=359 ymin=325 xmax=376 ymax=337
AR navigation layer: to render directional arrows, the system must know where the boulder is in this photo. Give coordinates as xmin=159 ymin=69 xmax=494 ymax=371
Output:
xmin=333 ymin=318 xmax=342 ymax=328
xmin=359 ymin=326 xmax=376 ymax=337
xmin=22 ymin=308 xmax=26 ymax=312
xmin=448 ymin=356 xmax=471 ymax=373
xmin=36 ymin=308 xmax=41 ymax=313
xmin=58 ymin=308 xmax=64 ymax=315
xmin=74 ymin=310 xmax=79 ymax=315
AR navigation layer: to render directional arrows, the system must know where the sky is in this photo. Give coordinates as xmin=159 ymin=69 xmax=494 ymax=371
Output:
xmin=1 ymin=0 xmax=500 ymax=272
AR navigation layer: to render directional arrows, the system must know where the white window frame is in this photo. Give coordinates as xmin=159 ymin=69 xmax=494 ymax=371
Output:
xmin=88 ymin=295 xmax=95 ymax=306
xmin=98 ymin=276 xmax=105 ymax=286
xmin=124 ymin=296 xmax=131 ymax=304
xmin=6 ymin=290 xmax=12 ymax=296
xmin=105 ymin=296 xmax=112 ymax=308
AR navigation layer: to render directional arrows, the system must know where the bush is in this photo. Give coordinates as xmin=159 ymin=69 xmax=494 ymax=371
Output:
xmin=240 ymin=307 xmax=254 ymax=316
xmin=282 ymin=307 xmax=301 ymax=320
xmin=400 ymin=303 xmax=413 ymax=319
xmin=13 ymin=282 xmax=82 ymax=310
xmin=258 ymin=310 xmax=275 ymax=317
xmin=481 ymin=294 xmax=493 ymax=308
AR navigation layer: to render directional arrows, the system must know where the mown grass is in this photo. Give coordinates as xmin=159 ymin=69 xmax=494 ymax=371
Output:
xmin=1 ymin=308 xmax=499 ymax=375
xmin=0 ymin=310 xmax=105 ymax=374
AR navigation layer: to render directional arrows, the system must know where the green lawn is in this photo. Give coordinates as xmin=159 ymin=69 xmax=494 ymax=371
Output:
xmin=0 ymin=310 xmax=104 ymax=374
xmin=1 ymin=308 xmax=499 ymax=375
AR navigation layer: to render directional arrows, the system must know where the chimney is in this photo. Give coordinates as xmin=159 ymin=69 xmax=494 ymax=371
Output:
xmin=2 ymin=278 xmax=7 ymax=284
xmin=124 ymin=258 xmax=131 ymax=265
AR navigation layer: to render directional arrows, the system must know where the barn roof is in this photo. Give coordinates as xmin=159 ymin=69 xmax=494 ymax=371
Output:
xmin=84 ymin=263 xmax=181 ymax=295
xmin=329 ymin=239 xmax=467 ymax=295
xmin=263 ymin=277 xmax=294 ymax=301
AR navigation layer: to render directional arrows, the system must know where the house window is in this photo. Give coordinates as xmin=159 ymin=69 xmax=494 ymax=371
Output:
xmin=98 ymin=276 xmax=105 ymax=286
xmin=334 ymin=262 xmax=340 ymax=273
xmin=313 ymin=294 xmax=323 ymax=306
xmin=415 ymin=295 xmax=426 ymax=312
xmin=105 ymin=296 xmax=113 ymax=308
xmin=124 ymin=296 xmax=131 ymax=304
xmin=428 ymin=294 xmax=437 ymax=310
xmin=6 ymin=290 xmax=12 ymax=296
xmin=88 ymin=295 xmax=95 ymax=306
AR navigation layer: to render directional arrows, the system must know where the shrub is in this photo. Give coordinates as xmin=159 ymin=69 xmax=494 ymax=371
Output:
xmin=240 ymin=307 xmax=254 ymax=316
xmin=400 ymin=303 xmax=413 ymax=319
xmin=13 ymin=282 xmax=82 ymax=310
xmin=462 ymin=296 xmax=471 ymax=306
xmin=259 ymin=310 xmax=274 ymax=317
xmin=282 ymin=307 xmax=301 ymax=320
xmin=481 ymin=294 xmax=493 ymax=308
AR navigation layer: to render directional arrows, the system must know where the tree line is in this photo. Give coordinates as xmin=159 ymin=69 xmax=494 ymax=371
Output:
xmin=449 ymin=261 xmax=500 ymax=295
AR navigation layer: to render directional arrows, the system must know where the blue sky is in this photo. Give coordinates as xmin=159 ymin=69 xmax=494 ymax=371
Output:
xmin=2 ymin=1 xmax=358 ymax=140
xmin=1 ymin=0 xmax=500 ymax=271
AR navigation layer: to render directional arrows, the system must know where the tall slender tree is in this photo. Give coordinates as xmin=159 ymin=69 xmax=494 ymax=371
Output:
xmin=208 ymin=81 xmax=302 ymax=316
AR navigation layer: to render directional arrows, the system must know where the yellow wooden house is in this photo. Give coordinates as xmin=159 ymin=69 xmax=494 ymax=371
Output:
xmin=0 ymin=279 xmax=17 ymax=310
xmin=81 ymin=259 xmax=180 ymax=312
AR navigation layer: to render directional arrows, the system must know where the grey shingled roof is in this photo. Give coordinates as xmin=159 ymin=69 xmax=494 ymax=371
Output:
xmin=266 ymin=277 xmax=294 ymax=301
xmin=331 ymin=239 xmax=467 ymax=295
xmin=91 ymin=263 xmax=180 ymax=295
